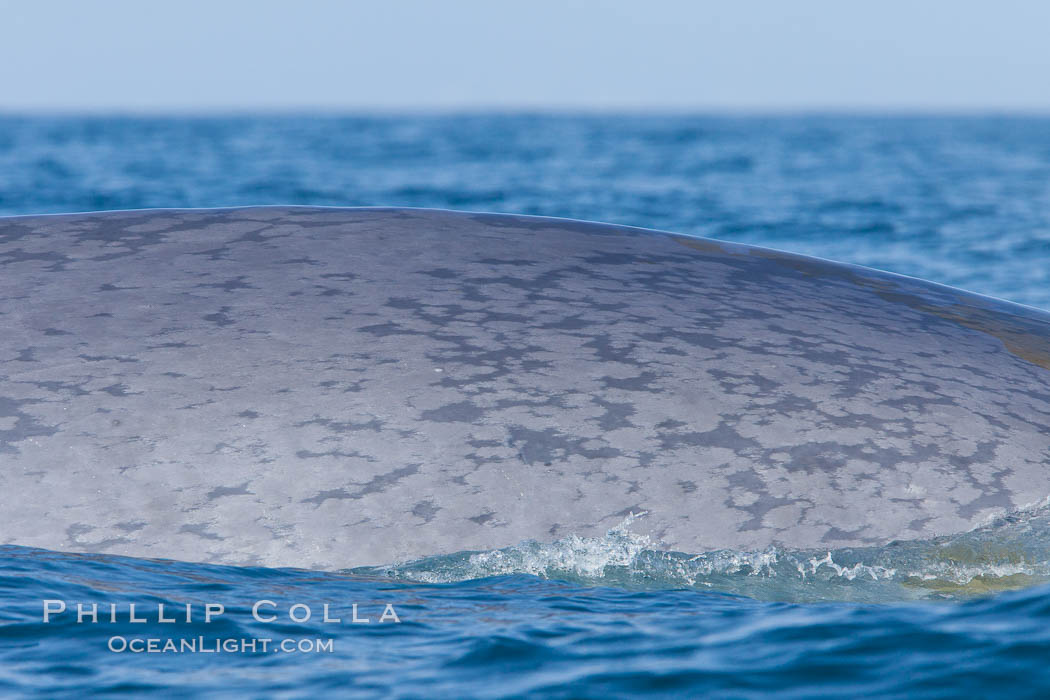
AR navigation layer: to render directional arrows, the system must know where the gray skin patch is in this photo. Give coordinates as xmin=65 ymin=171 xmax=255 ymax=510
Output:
xmin=1 ymin=206 xmax=1050 ymax=569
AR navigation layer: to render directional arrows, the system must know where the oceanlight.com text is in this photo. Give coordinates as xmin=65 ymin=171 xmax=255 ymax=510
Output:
xmin=107 ymin=636 xmax=335 ymax=654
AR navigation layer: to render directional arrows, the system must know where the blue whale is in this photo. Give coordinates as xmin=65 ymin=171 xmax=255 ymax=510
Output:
xmin=2 ymin=207 xmax=1049 ymax=569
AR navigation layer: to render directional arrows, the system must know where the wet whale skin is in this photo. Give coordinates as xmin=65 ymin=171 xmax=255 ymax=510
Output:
xmin=2 ymin=206 xmax=1049 ymax=569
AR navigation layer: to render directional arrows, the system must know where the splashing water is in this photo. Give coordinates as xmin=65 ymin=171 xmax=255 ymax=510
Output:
xmin=358 ymin=505 xmax=1050 ymax=603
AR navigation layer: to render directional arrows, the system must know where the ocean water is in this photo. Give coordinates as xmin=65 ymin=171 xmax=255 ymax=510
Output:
xmin=2 ymin=114 xmax=1049 ymax=309
xmin=2 ymin=114 xmax=1050 ymax=697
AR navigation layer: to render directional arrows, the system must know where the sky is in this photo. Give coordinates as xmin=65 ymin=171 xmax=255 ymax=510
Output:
xmin=2 ymin=0 xmax=1049 ymax=112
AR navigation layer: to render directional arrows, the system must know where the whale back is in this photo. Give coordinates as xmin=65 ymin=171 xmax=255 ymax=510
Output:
xmin=2 ymin=207 xmax=1050 ymax=568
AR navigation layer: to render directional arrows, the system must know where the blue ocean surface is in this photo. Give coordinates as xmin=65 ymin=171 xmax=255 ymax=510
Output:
xmin=2 ymin=114 xmax=1049 ymax=309
xmin=2 ymin=114 xmax=1050 ymax=697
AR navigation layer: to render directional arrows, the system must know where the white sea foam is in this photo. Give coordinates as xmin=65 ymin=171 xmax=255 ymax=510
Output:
xmin=357 ymin=504 xmax=1050 ymax=603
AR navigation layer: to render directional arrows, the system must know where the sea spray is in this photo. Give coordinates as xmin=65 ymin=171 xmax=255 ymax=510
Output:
xmin=357 ymin=503 xmax=1050 ymax=603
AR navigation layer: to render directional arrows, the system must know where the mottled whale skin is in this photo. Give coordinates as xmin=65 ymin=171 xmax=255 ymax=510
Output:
xmin=2 ymin=207 xmax=1050 ymax=569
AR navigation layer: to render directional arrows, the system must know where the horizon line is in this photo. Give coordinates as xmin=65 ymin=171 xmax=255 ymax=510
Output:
xmin=4 ymin=105 xmax=1050 ymax=118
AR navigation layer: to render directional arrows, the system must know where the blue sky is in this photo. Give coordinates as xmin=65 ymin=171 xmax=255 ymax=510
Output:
xmin=2 ymin=0 xmax=1048 ymax=112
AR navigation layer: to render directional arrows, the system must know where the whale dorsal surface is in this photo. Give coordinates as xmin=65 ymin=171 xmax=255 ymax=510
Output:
xmin=2 ymin=207 xmax=1050 ymax=568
